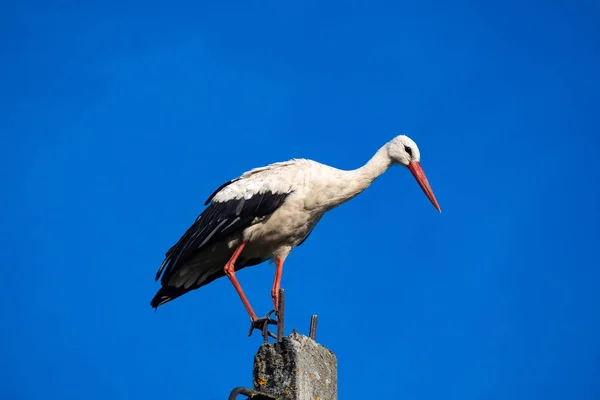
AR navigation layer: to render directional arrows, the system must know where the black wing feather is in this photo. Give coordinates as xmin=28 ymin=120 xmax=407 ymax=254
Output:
xmin=155 ymin=188 xmax=290 ymax=284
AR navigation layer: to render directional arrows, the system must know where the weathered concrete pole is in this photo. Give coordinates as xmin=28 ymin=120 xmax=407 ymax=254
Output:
xmin=252 ymin=332 xmax=338 ymax=400
xmin=228 ymin=290 xmax=337 ymax=400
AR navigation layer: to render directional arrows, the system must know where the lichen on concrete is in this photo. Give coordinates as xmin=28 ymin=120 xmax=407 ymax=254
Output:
xmin=253 ymin=332 xmax=337 ymax=400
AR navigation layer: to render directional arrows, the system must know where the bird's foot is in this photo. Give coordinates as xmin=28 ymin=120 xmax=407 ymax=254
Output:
xmin=248 ymin=309 xmax=278 ymax=340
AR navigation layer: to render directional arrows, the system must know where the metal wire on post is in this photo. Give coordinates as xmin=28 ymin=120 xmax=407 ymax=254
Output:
xmin=228 ymin=387 xmax=277 ymax=400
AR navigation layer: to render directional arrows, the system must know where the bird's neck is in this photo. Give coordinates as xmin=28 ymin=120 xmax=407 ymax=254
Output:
xmin=347 ymin=144 xmax=392 ymax=194
xmin=319 ymin=145 xmax=392 ymax=210
xmin=354 ymin=144 xmax=392 ymax=181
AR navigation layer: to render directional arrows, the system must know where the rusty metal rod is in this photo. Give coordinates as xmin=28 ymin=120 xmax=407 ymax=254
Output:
xmin=309 ymin=315 xmax=318 ymax=340
xmin=276 ymin=288 xmax=285 ymax=351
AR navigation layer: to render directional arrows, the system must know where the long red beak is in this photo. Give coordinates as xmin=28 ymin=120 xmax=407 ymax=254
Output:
xmin=408 ymin=161 xmax=441 ymax=213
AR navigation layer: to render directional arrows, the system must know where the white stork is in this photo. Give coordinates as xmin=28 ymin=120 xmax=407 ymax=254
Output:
xmin=151 ymin=134 xmax=441 ymax=329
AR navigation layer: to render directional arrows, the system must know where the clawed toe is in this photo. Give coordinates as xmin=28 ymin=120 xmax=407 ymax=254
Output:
xmin=248 ymin=310 xmax=278 ymax=339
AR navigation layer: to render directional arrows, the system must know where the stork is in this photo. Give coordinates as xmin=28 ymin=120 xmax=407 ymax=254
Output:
xmin=151 ymin=134 xmax=441 ymax=332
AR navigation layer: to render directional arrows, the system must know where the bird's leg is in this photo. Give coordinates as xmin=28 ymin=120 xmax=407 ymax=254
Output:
xmin=223 ymin=242 xmax=276 ymax=339
xmin=271 ymin=258 xmax=285 ymax=311
xmin=223 ymin=242 xmax=259 ymax=321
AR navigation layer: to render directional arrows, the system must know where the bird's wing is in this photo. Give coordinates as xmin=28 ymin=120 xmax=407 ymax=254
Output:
xmin=207 ymin=159 xmax=306 ymax=204
xmin=154 ymin=159 xmax=308 ymax=283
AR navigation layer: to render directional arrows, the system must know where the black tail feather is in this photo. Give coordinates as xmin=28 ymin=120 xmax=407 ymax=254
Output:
xmin=150 ymin=257 xmax=267 ymax=309
xmin=150 ymin=267 xmax=226 ymax=309
xmin=150 ymin=286 xmax=188 ymax=308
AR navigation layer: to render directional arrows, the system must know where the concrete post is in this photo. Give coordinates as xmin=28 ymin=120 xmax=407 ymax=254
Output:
xmin=252 ymin=332 xmax=338 ymax=400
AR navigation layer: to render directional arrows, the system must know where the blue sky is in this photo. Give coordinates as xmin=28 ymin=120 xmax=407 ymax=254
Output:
xmin=2 ymin=1 xmax=600 ymax=399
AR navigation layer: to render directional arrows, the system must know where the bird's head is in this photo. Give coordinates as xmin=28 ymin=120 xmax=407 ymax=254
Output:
xmin=387 ymin=135 xmax=441 ymax=213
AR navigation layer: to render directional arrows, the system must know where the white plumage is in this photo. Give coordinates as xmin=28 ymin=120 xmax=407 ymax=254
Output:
xmin=211 ymin=159 xmax=306 ymax=203
xmin=151 ymin=134 xmax=441 ymax=325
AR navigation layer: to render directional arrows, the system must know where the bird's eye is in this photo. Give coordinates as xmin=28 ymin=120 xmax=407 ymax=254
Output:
xmin=404 ymin=146 xmax=413 ymax=156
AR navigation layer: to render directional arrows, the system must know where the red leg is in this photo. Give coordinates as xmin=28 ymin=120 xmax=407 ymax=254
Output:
xmin=224 ymin=242 xmax=258 ymax=321
xmin=271 ymin=258 xmax=285 ymax=310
